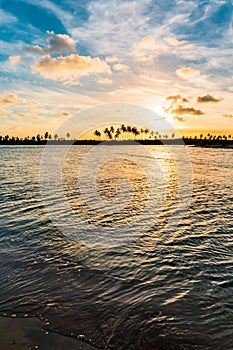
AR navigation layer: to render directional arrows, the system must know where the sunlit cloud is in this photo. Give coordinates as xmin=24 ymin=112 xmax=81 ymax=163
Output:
xmin=0 ymin=107 xmax=10 ymax=114
xmin=112 ymin=63 xmax=129 ymax=72
xmin=24 ymin=31 xmax=76 ymax=55
xmin=222 ymin=114 xmax=233 ymax=118
xmin=176 ymin=67 xmax=201 ymax=79
xmin=0 ymin=94 xmax=22 ymax=105
xmin=170 ymin=105 xmax=205 ymax=116
xmin=9 ymin=55 xmax=21 ymax=65
xmin=174 ymin=116 xmax=185 ymax=122
xmin=97 ymin=77 xmax=113 ymax=85
xmin=166 ymin=95 xmax=189 ymax=103
xmin=106 ymin=56 xmax=119 ymax=63
xmin=132 ymin=37 xmax=167 ymax=62
xmin=62 ymin=111 xmax=71 ymax=118
xmin=32 ymin=54 xmax=112 ymax=85
xmin=164 ymin=37 xmax=194 ymax=50
xmin=197 ymin=94 xmax=223 ymax=103
xmin=26 ymin=101 xmax=40 ymax=109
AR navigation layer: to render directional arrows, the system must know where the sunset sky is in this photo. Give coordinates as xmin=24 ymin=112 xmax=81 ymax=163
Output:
xmin=0 ymin=0 xmax=233 ymax=137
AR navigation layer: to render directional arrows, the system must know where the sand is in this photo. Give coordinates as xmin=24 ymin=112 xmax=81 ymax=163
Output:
xmin=0 ymin=316 xmax=98 ymax=350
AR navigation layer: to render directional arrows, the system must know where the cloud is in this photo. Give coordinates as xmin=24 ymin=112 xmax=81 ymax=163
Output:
xmin=26 ymin=101 xmax=39 ymax=108
xmin=32 ymin=54 xmax=112 ymax=85
xmin=62 ymin=112 xmax=71 ymax=118
xmin=112 ymin=63 xmax=129 ymax=71
xmin=164 ymin=37 xmax=194 ymax=50
xmin=132 ymin=37 xmax=167 ymax=62
xmin=106 ymin=56 xmax=119 ymax=63
xmin=0 ymin=9 xmax=17 ymax=25
xmin=97 ymin=77 xmax=113 ymax=85
xmin=174 ymin=116 xmax=185 ymax=122
xmin=9 ymin=55 xmax=21 ymax=65
xmin=171 ymin=105 xmax=205 ymax=116
xmin=24 ymin=45 xmax=46 ymax=55
xmin=15 ymin=113 xmax=44 ymax=120
xmin=46 ymin=31 xmax=76 ymax=54
xmin=24 ymin=32 xmax=76 ymax=55
xmin=0 ymin=107 xmax=8 ymax=114
xmin=0 ymin=94 xmax=22 ymax=105
xmin=223 ymin=114 xmax=233 ymax=118
xmin=166 ymin=94 xmax=189 ymax=103
xmin=176 ymin=67 xmax=201 ymax=79
xmin=197 ymin=94 xmax=222 ymax=103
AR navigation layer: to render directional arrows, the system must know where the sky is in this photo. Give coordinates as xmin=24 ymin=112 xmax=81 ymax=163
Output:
xmin=0 ymin=0 xmax=233 ymax=137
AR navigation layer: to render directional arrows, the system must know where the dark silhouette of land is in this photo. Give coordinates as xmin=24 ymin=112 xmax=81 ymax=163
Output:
xmin=0 ymin=127 xmax=232 ymax=148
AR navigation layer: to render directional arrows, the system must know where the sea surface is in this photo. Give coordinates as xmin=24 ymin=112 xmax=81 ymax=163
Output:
xmin=0 ymin=145 xmax=232 ymax=350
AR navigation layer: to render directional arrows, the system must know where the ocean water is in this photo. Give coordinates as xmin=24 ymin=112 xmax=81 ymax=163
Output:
xmin=0 ymin=145 xmax=232 ymax=350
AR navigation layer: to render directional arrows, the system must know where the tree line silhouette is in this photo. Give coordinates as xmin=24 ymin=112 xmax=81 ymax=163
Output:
xmin=0 ymin=126 xmax=232 ymax=147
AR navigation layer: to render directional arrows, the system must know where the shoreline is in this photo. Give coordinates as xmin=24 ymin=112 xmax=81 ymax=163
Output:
xmin=0 ymin=139 xmax=232 ymax=147
xmin=0 ymin=316 xmax=99 ymax=350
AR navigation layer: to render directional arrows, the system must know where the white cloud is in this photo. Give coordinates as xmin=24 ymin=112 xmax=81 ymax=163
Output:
xmin=113 ymin=63 xmax=129 ymax=71
xmin=97 ymin=77 xmax=113 ymax=85
xmin=71 ymin=0 xmax=152 ymax=56
xmin=132 ymin=37 xmax=167 ymax=62
xmin=106 ymin=56 xmax=120 ymax=63
xmin=0 ymin=9 xmax=17 ymax=25
xmin=164 ymin=37 xmax=194 ymax=50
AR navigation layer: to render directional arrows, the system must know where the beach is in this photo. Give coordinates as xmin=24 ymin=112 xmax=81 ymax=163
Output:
xmin=0 ymin=316 xmax=98 ymax=350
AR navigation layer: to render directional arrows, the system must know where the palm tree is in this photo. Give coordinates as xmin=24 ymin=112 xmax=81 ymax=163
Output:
xmin=121 ymin=124 xmax=127 ymax=139
xmin=127 ymin=126 xmax=132 ymax=140
xmin=115 ymin=128 xmax=121 ymax=140
xmin=44 ymin=131 xmax=49 ymax=140
xmin=93 ymin=130 xmax=101 ymax=140
xmin=66 ymin=132 xmax=70 ymax=140
xmin=54 ymin=134 xmax=58 ymax=141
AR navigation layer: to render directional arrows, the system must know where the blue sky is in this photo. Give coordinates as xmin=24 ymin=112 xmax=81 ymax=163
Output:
xmin=0 ymin=0 xmax=233 ymax=136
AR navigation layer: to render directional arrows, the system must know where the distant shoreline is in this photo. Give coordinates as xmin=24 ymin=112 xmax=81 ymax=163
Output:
xmin=0 ymin=139 xmax=233 ymax=148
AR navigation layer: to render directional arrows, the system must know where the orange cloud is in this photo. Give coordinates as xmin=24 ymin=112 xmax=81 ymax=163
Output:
xmin=171 ymin=105 xmax=205 ymax=116
xmin=9 ymin=55 xmax=21 ymax=64
xmin=32 ymin=54 xmax=112 ymax=85
xmin=62 ymin=112 xmax=71 ymax=118
xmin=197 ymin=94 xmax=222 ymax=103
xmin=174 ymin=116 xmax=185 ymax=122
xmin=176 ymin=67 xmax=200 ymax=79
xmin=0 ymin=94 xmax=22 ymax=105
xmin=223 ymin=114 xmax=233 ymax=118
xmin=166 ymin=94 xmax=189 ymax=103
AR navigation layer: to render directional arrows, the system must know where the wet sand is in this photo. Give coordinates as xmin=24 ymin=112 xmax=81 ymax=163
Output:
xmin=0 ymin=316 xmax=98 ymax=350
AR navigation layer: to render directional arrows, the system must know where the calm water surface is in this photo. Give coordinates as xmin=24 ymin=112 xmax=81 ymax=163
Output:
xmin=0 ymin=145 xmax=232 ymax=349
